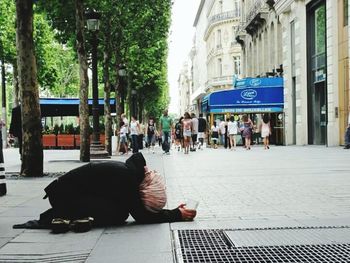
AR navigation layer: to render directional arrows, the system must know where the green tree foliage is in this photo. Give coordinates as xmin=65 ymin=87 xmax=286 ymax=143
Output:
xmin=0 ymin=0 xmax=16 ymax=64
xmin=112 ymin=0 xmax=172 ymax=119
xmin=34 ymin=11 xmax=79 ymax=97
xmin=0 ymin=1 xmax=79 ymax=98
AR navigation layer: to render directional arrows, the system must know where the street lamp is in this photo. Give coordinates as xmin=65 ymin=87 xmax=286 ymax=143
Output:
xmin=86 ymin=10 xmax=109 ymax=158
xmin=118 ymin=64 xmax=127 ymax=113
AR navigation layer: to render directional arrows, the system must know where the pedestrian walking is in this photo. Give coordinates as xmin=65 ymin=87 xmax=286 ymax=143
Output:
xmin=345 ymin=127 xmax=350 ymax=149
xmin=9 ymin=106 xmax=22 ymax=160
xmin=159 ymin=109 xmax=173 ymax=154
xmin=225 ymin=117 xmax=230 ymax=149
xmin=121 ymin=113 xmax=129 ymax=146
xmin=130 ymin=116 xmax=140 ymax=153
xmin=228 ymin=116 xmax=239 ymax=151
xmin=146 ymin=118 xmax=157 ymax=153
xmin=182 ymin=112 xmax=192 ymax=154
xmin=197 ymin=113 xmax=207 ymax=150
xmin=13 ymin=153 xmax=197 ymax=233
xmin=138 ymin=122 xmax=145 ymax=150
xmin=190 ymin=113 xmax=198 ymax=151
xmin=260 ymin=114 xmax=272 ymax=150
xmin=242 ymin=115 xmax=253 ymax=150
xmin=117 ymin=122 xmax=128 ymax=155
xmin=210 ymin=121 xmax=219 ymax=149
xmin=219 ymin=119 xmax=226 ymax=146
xmin=175 ymin=117 xmax=184 ymax=152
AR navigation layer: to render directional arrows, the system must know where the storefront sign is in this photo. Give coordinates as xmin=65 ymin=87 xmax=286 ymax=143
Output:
xmin=234 ymin=77 xmax=283 ymax=89
xmin=203 ymin=77 xmax=284 ymax=113
xmin=210 ymin=107 xmax=283 ymax=113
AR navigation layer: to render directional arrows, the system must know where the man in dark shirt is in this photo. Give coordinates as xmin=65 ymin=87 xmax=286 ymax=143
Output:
xmin=197 ymin=113 xmax=207 ymax=150
xmin=9 ymin=106 xmax=22 ymax=158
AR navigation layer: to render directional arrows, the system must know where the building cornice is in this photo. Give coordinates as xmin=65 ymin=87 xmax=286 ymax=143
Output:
xmin=204 ymin=11 xmax=241 ymax=40
xmin=194 ymin=0 xmax=206 ymax=26
xmin=274 ymin=0 xmax=293 ymax=15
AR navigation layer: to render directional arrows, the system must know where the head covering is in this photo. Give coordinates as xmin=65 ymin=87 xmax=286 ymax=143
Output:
xmin=139 ymin=170 xmax=167 ymax=213
xmin=125 ymin=153 xmax=146 ymax=183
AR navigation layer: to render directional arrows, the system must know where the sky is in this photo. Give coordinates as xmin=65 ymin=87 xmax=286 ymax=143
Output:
xmin=167 ymin=0 xmax=201 ymax=114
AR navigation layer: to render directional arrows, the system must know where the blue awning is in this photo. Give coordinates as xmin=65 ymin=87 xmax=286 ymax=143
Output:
xmin=39 ymin=98 xmax=116 ymax=117
xmin=202 ymin=77 xmax=284 ymax=113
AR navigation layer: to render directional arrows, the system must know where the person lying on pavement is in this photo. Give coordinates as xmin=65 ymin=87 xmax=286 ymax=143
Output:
xmin=13 ymin=153 xmax=196 ymax=233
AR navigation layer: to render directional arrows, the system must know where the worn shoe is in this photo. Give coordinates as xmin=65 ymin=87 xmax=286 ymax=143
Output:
xmin=51 ymin=218 xmax=70 ymax=234
xmin=344 ymin=145 xmax=350 ymax=149
xmin=70 ymin=217 xmax=94 ymax=233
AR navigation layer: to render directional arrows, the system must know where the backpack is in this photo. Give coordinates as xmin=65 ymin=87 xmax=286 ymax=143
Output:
xmin=162 ymin=140 xmax=170 ymax=151
xmin=175 ymin=123 xmax=181 ymax=135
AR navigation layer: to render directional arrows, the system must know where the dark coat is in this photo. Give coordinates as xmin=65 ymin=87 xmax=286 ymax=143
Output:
xmin=43 ymin=153 xmax=181 ymax=226
xmin=9 ymin=106 xmax=22 ymax=138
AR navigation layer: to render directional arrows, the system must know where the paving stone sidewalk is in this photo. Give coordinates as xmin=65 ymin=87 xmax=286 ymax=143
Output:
xmin=0 ymin=146 xmax=349 ymax=262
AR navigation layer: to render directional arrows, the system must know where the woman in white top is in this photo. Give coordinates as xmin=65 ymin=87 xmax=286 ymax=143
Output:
xmin=118 ymin=121 xmax=128 ymax=155
xmin=260 ymin=114 xmax=271 ymax=150
xmin=210 ymin=121 xmax=219 ymax=149
xmin=130 ymin=116 xmax=140 ymax=153
xmin=182 ymin=112 xmax=192 ymax=154
xmin=227 ymin=116 xmax=239 ymax=151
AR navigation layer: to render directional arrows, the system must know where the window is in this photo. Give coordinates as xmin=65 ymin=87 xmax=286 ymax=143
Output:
xmin=217 ymin=29 xmax=222 ymax=48
xmin=315 ymin=5 xmax=326 ymax=55
xmin=233 ymin=56 xmax=241 ymax=76
xmin=234 ymin=0 xmax=240 ymax=16
xmin=345 ymin=0 xmax=349 ymax=26
xmin=218 ymin=0 xmax=223 ymax=13
xmin=232 ymin=26 xmax=237 ymax=43
xmin=218 ymin=58 xmax=222 ymax=76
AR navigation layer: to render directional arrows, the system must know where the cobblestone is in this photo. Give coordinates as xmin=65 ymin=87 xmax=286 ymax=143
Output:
xmin=0 ymin=146 xmax=349 ymax=262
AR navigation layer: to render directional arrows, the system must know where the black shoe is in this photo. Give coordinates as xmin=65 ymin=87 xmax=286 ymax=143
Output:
xmin=344 ymin=145 xmax=350 ymax=149
xmin=70 ymin=217 xmax=94 ymax=233
xmin=51 ymin=218 xmax=70 ymax=234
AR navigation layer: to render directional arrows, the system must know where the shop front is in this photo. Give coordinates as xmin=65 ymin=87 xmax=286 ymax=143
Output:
xmin=202 ymin=77 xmax=285 ymax=145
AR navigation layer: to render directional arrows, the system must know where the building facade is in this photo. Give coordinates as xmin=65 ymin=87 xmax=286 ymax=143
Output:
xmin=237 ymin=0 xmax=349 ymax=146
xmin=178 ymin=62 xmax=193 ymax=117
xmin=190 ymin=0 xmax=242 ymax=115
xmin=237 ymin=0 xmax=283 ymax=78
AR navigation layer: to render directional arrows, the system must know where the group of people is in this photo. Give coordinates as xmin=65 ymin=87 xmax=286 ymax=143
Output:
xmin=210 ymin=113 xmax=272 ymax=150
xmin=174 ymin=112 xmax=207 ymax=154
xmin=116 ymin=111 xmax=274 ymax=156
xmin=116 ymin=110 xmax=174 ymax=156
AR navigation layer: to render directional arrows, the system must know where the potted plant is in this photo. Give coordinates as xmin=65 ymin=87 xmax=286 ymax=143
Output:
xmin=42 ymin=126 xmax=57 ymax=148
xmin=57 ymin=124 xmax=74 ymax=148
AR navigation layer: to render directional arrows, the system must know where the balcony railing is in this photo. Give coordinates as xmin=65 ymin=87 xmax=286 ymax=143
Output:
xmin=204 ymin=10 xmax=241 ymax=39
xmin=205 ymin=75 xmax=234 ymax=90
xmin=235 ymin=22 xmax=247 ymax=46
xmin=243 ymin=0 xmax=269 ymax=35
xmin=209 ymin=10 xmax=240 ymax=25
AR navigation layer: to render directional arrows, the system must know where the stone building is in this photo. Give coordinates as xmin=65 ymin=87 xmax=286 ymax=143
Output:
xmin=276 ymin=0 xmax=349 ymax=146
xmin=190 ymin=0 xmax=242 ymax=114
xmin=178 ymin=62 xmax=193 ymax=117
xmin=236 ymin=0 xmax=283 ymax=79
xmin=237 ymin=0 xmax=350 ymax=146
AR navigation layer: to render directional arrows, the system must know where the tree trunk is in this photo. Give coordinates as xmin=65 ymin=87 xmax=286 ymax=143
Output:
xmin=15 ymin=0 xmax=43 ymax=176
xmin=12 ymin=64 xmax=20 ymax=107
xmin=75 ymin=0 xmax=90 ymax=162
xmin=103 ymin=19 xmax=112 ymax=155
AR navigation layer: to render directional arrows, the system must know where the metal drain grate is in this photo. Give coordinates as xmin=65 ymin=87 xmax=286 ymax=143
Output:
xmin=173 ymin=226 xmax=350 ymax=263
